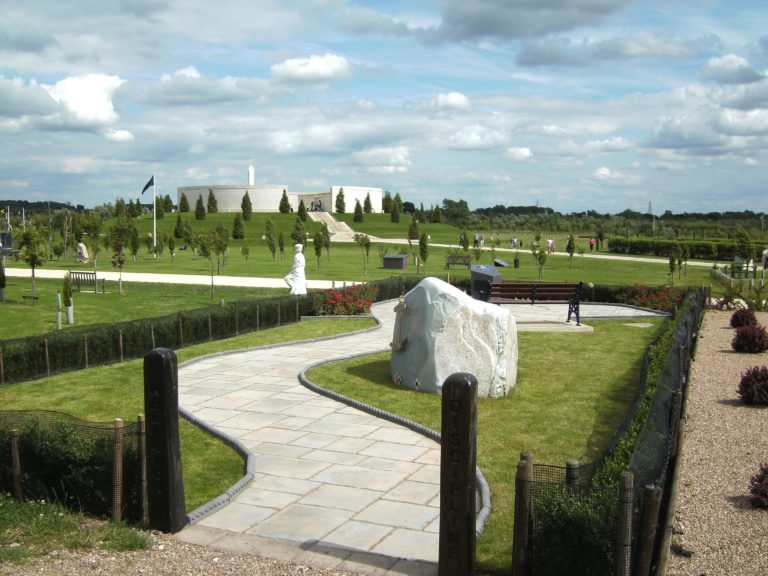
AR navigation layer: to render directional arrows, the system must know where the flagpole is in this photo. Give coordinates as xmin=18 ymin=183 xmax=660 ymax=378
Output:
xmin=152 ymin=172 xmax=157 ymax=251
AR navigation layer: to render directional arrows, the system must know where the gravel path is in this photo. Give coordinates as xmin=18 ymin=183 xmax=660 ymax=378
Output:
xmin=667 ymin=310 xmax=768 ymax=576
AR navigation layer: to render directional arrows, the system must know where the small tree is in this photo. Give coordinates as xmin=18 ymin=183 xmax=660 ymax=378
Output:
xmin=566 ymin=233 xmax=575 ymax=269
xmin=233 ymin=214 xmax=245 ymax=240
xmin=265 ymin=219 xmax=277 ymax=261
xmin=393 ymin=192 xmax=404 ymax=214
xmin=207 ymin=189 xmax=218 ymax=213
xmin=419 ymin=232 xmax=429 ymax=275
xmin=313 ymin=231 xmax=323 ymax=269
xmin=195 ymin=195 xmax=206 ymax=220
xmin=279 ymin=189 xmax=291 ymax=213
xmin=382 ymin=190 xmax=393 ymax=213
xmin=241 ymin=246 xmax=249 ymax=260
xmin=179 ymin=192 xmax=190 ymax=212
xmin=363 ymin=193 xmax=372 ymax=213
xmin=321 ymin=222 xmax=331 ymax=260
xmin=241 ymin=191 xmax=252 ymax=221
xmin=735 ymin=226 xmax=755 ymax=261
xmin=62 ymin=272 xmax=72 ymax=308
xmin=390 ymin=202 xmax=400 ymax=223
xmin=174 ymin=214 xmax=184 ymax=238
xmin=354 ymin=200 xmax=363 ymax=223
xmin=163 ymin=194 xmax=174 ymax=213
xmin=431 ymin=205 xmax=442 ymax=223
xmin=298 ymin=199 xmax=308 ymax=222
xmin=278 ymin=231 xmax=286 ymax=260
xmin=291 ymin=216 xmax=305 ymax=246
xmin=532 ymin=242 xmax=548 ymax=281
xmin=195 ymin=231 xmax=216 ymax=300
xmin=155 ymin=196 xmax=165 ymax=220
xmin=408 ymin=218 xmax=419 ymax=240
xmin=213 ymin=224 xmax=228 ymax=273
xmin=16 ymin=226 xmax=47 ymax=302
xmin=335 ymin=188 xmax=346 ymax=214
xmin=111 ymin=245 xmax=126 ymax=295
xmin=354 ymin=233 xmax=370 ymax=276
xmin=167 ymin=235 xmax=175 ymax=263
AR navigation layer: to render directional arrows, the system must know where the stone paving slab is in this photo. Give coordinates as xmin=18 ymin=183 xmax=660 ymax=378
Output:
xmin=174 ymin=299 xmax=666 ymax=575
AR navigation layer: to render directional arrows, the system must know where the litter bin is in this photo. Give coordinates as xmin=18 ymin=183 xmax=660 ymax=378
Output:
xmin=471 ymin=264 xmax=501 ymax=301
xmin=383 ymin=254 xmax=408 ymax=270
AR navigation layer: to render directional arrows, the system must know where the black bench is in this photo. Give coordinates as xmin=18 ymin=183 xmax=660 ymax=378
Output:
xmin=22 ymin=295 xmax=39 ymax=305
xmin=69 ymin=270 xmax=105 ymax=293
xmin=445 ymin=254 xmax=471 ymax=269
xmin=489 ymin=281 xmax=583 ymax=325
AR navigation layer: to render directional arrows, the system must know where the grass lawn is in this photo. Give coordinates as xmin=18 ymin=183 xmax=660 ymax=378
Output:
xmin=306 ymin=318 xmax=665 ymax=574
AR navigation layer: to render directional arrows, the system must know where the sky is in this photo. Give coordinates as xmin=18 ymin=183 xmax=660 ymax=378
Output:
xmin=1 ymin=0 xmax=767 ymax=215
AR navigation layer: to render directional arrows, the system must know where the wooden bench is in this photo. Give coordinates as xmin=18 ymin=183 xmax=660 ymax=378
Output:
xmin=489 ymin=281 xmax=583 ymax=325
xmin=69 ymin=270 xmax=105 ymax=293
xmin=445 ymin=254 xmax=471 ymax=269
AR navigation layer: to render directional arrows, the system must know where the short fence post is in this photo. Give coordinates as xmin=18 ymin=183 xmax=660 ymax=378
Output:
xmin=277 ymin=302 xmax=281 ymax=326
xmin=118 ymin=329 xmax=124 ymax=362
xmin=113 ymin=418 xmax=124 ymax=523
xmin=208 ymin=313 xmax=213 ymax=341
xmin=437 ymin=373 xmax=478 ymax=576
xmin=295 ymin=298 xmax=299 ymax=322
xmin=566 ymin=459 xmax=580 ymax=492
xmin=84 ymin=334 xmax=89 ymax=368
xmin=143 ymin=348 xmax=186 ymax=533
xmin=256 ymin=305 xmax=260 ymax=331
xmin=633 ymin=485 xmax=663 ymax=576
xmin=44 ymin=338 xmax=50 ymax=377
xmin=235 ymin=302 xmax=239 ymax=335
xmin=137 ymin=414 xmax=148 ymax=525
xmin=178 ymin=317 xmax=185 ymax=347
xmin=11 ymin=429 xmax=22 ymax=500
xmin=616 ymin=471 xmax=634 ymax=576
xmin=150 ymin=324 xmax=156 ymax=348
xmin=512 ymin=452 xmax=533 ymax=576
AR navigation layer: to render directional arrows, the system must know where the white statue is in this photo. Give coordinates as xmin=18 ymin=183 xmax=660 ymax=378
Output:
xmin=76 ymin=242 xmax=89 ymax=263
xmin=284 ymin=243 xmax=307 ymax=295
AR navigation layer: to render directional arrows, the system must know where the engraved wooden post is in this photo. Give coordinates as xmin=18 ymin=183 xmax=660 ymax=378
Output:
xmin=143 ymin=348 xmax=186 ymax=533
xmin=438 ymin=372 xmax=478 ymax=576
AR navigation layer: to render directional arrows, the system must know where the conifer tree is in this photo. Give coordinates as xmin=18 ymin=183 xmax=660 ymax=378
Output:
xmin=241 ymin=191 xmax=252 ymax=221
xmin=163 ymin=194 xmax=174 ymax=213
xmin=265 ymin=219 xmax=277 ymax=261
xmin=363 ymin=193 xmax=372 ymax=213
xmin=394 ymin=192 xmax=404 ymax=214
xmin=382 ymin=190 xmax=393 ymax=213
xmin=291 ymin=215 xmax=305 ymax=246
xmin=233 ymin=214 xmax=245 ymax=239
xmin=179 ymin=192 xmax=190 ymax=212
xmin=279 ymin=189 xmax=291 ymax=213
xmin=390 ymin=201 xmax=400 ymax=223
xmin=353 ymin=200 xmax=363 ymax=223
xmin=207 ymin=189 xmax=218 ymax=213
xmin=195 ymin=195 xmax=206 ymax=220
xmin=174 ymin=214 xmax=184 ymax=238
xmin=298 ymin=199 xmax=308 ymax=222
xmin=155 ymin=196 xmax=165 ymax=219
xmin=335 ymin=188 xmax=346 ymax=214
xmin=408 ymin=217 xmax=419 ymax=240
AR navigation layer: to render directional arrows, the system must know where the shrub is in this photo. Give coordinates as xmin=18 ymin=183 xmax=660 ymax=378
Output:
xmin=732 ymin=324 xmax=768 ymax=353
xmin=738 ymin=366 xmax=768 ymax=404
xmin=312 ymin=284 xmax=378 ymax=315
xmin=731 ymin=308 xmax=758 ymax=328
xmin=749 ymin=463 xmax=768 ymax=508
xmin=618 ymin=284 xmax=684 ymax=313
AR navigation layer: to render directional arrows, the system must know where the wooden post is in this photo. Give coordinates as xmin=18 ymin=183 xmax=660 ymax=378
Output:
xmin=11 ymin=429 xmax=22 ymax=500
xmin=616 ymin=471 xmax=634 ymax=576
xmin=208 ymin=313 xmax=212 ymax=341
xmin=633 ymin=485 xmax=663 ymax=576
xmin=566 ymin=459 xmax=580 ymax=492
xmin=277 ymin=302 xmax=281 ymax=326
xmin=44 ymin=338 xmax=50 ymax=377
xmin=178 ymin=317 xmax=184 ymax=347
xmin=295 ymin=298 xmax=299 ymax=322
xmin=137 ymin=414 xmax=148 ymax=526
xmin=119 ymin=329 xmax=124 ymax=363
xmin=512 ymin=452 xmax=533 ymax=576
xmin=150 ymin=324 xmax=156 ymax=348
xmin=438 ymin=373 xmax=478 ymax=576
xmin=84 ymin=334 xmax=89 ymax=368
xmin=113 ymin=418 xmax=124 ymax=523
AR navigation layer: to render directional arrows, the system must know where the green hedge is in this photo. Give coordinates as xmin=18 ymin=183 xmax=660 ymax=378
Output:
xmin=605 ymin=236 xmax=758 ymax=260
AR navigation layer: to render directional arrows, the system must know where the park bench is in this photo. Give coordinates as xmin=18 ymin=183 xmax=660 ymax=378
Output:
xmin=445 ymin=254 xmax=471 ymax=269
xmin=489 ymin=280 xmax=583 ymax=325
xmin=69 ymin=270 xmax=105 ymax=293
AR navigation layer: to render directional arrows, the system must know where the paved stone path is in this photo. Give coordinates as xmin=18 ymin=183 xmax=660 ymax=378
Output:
xmin=172 ymin=300 xmax=665 ymax=575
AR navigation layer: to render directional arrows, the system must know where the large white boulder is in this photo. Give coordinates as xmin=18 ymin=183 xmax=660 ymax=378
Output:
xmin=390 ymin=277 xmax=518 ymax=398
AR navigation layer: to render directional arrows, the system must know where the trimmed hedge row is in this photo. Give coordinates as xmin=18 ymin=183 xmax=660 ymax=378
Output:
xmin=0 ymin=275 xmax=434 ymax=385
xmin=606 ymin=236 xmax=761 ymax=261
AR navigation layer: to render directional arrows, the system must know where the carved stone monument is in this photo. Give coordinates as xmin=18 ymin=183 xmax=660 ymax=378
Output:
xmin=391 ymin=277 xmax=518 ymax=398
xmin=76 ymin=242 xmax=89 ymax=263
xmin=284 ymin=243 xmax=307 ymax=295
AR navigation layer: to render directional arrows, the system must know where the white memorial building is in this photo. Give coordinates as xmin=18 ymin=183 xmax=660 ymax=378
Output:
xmin=177 ymin=166 xmax=384 ymax=214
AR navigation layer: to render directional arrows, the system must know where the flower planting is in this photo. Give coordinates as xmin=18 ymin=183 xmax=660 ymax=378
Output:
xmin=737 ymin=366 xmax=768 ymax=405
xmin=313 ymin=284 xmax=378 ymax=316
xmin=619 ymin=284 xmax=684 ymax=313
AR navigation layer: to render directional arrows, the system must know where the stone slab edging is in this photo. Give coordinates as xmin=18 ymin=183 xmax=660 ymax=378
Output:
xmin=297 ymin=351 xmax=493 ymax=536
xmin=178 ymin=317 xmax=384 ymax=524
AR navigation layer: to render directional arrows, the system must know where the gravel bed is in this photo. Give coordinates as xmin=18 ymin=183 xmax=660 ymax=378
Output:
xmin=0 ymin=532 xmax=357 ymax=576
xmin=666 ymin=310 xmax=768 ymax=576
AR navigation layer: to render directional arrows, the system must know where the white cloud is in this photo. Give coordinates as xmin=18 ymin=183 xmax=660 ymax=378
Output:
xmin=270 ymin=54 xmax=352 ymax=83
xmin=105 ymin=128 xmax=134 ymax=142
xmin=351 ymin=146 xmax=412 ymax=173
xmin=592 ymin=166 xmax=640 ymax=185
xmin=43 ymin=74 xmax=125 ymax=126
xmin=506 ymin=147 xmax=533 ymax=160
xmin=448 ymin=125 xmax=507 ymax=149
xmin=431 ymin=91 xmax=472 ymax=111
xmin=703 ymin=54 xmax=764 ymax=84
xmin=185 ymin=167 xmax=210 ymax=180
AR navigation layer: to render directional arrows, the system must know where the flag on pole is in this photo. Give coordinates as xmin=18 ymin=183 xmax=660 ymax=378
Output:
xmin=141 ymin=175 xmax=155 ymax=195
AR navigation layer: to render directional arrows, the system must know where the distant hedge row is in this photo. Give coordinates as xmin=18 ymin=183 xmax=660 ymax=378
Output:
xmin=0 ymin=276 xmax=432 ymax=386
xmin=605 ymin=236 xmax=760 ymax=260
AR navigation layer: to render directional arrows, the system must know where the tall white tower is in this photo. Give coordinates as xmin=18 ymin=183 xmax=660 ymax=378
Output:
xmin=248 ymin=165 xmax=255 ymax=186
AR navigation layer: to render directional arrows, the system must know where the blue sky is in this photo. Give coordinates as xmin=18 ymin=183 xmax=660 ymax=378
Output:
xmin=1 ymin=0 xmax=767 ymax=214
